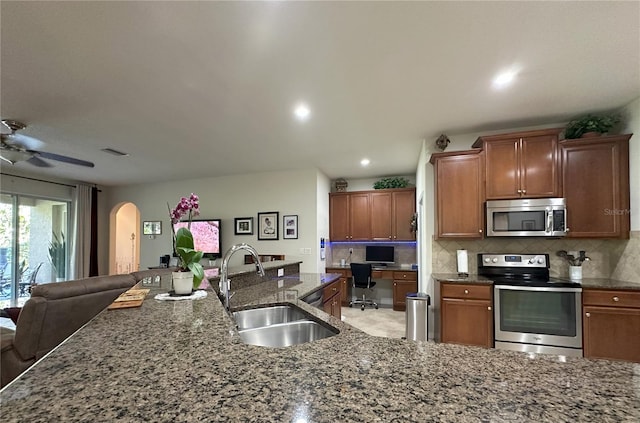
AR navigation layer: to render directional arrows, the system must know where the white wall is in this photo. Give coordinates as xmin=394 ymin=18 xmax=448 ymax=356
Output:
xmin=620 ymin=96 xmax=640 ymax=230
xmin=316 ymin=171 xmax=331 ymax=270
xmin=103 ymin=168 xmax=327 ymax=273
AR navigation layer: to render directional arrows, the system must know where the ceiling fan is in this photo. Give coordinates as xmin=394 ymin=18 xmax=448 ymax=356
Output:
xmin=0 ymin=119 xmax=95 ymax=168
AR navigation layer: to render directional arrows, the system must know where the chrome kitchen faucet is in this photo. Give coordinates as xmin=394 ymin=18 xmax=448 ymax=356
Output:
xmin=219 ymin=243 xmax=265 ymax=313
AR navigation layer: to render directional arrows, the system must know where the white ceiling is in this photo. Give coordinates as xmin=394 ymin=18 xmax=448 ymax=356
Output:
xmin=1 ymin=1 xmax=639 ymax=187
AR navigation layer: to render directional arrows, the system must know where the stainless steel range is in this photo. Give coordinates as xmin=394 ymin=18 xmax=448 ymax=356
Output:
xmin=478 ymin=253 xmax=583 ymax=357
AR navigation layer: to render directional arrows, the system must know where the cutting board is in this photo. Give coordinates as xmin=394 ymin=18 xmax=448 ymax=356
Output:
xmin=108 ymin=288 xmax=150 ymax=310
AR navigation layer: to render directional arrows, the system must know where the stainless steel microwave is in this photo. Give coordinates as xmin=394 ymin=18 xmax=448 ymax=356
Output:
xmin=486 ymin=198 xmax=567 ymax=237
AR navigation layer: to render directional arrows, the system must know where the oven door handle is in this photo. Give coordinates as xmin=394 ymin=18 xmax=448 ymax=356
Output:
xmin=495 ymin=285 xmax=582 ymax=293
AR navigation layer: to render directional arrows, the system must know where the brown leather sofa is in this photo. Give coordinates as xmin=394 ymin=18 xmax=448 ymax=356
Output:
xmin=1 ymin=274 xmax=137 ymax=388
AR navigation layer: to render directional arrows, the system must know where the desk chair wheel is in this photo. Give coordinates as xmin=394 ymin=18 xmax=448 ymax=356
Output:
xmin=361 ymin=304 xmax=365 ymax=311
xmin=374 ymin=305 xmax=379 ymax=309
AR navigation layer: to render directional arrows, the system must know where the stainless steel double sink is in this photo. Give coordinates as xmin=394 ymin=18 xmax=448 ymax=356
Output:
xmin=232 ymin=303 xmax=339 ymax=348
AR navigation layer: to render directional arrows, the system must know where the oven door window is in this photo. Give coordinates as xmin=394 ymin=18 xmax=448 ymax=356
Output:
xmin=492 ymin=211 xmax=546 ymax=232
xmin=498 ymin=289 xmax=577 ymax=336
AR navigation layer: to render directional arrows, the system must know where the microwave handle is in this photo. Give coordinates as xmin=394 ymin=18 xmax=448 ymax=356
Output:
xmin=546 ymin=210 xmax=552 ymax=233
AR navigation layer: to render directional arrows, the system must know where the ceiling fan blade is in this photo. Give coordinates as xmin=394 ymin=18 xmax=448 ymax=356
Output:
xmin=34 ymin=151 xmax=95 ymax=168
xmin=26 ymin=155 xmax=54 ymax=168
xmin=2 ymin=133 xmax=45 ymax=150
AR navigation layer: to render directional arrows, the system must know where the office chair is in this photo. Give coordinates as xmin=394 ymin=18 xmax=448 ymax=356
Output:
xmin=349 ymin=263 xmax=378 ymax=311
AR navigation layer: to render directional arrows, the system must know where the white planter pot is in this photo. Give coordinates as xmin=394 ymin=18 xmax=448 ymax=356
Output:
xmin=569 ymin=266 xmax=582 ymax=281
xmin=172 ymin=271 xmax=194 ymax=294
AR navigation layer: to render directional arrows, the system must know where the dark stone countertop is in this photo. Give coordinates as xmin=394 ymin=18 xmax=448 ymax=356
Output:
xmin=432 ymin=273 xmax=494 ymax=284
xmin=1 ymin=272 xmax=639 ymax=422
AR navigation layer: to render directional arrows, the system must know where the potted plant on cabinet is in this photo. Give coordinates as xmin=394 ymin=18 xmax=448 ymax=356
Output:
xmin=564 ymin=113 xmax=621 ymax=139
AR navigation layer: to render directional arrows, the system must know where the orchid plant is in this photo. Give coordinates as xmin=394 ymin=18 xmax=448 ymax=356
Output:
xmin=168 ymin=193 xmax=204 ymax=289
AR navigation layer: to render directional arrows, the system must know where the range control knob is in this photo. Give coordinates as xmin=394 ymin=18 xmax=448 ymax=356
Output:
xmin=492 ymin=257 xmax=499 ymax=263
xmin=484 ymin=257 xmax=491 ymax=263
xmin=537 ymin=258 xmax=545 ymax=264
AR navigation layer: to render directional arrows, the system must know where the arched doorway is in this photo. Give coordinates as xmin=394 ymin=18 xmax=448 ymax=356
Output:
xmin=109 ymin=202 xmax=140 ymax=275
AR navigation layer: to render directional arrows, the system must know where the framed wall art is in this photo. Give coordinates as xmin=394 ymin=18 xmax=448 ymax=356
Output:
xmin=283 ymin=215 xmax=298 ymax=239
xmin=143 ymin=221 xmax=162 ymax=235
xmin=234 ymin=217 xmax=254 ymax=235
xmin=257 ymin=212 xmax=279 ymax=240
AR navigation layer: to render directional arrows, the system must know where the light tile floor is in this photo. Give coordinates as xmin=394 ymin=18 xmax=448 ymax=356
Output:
xmin=340 ymin=305 xmax=406 ymax=338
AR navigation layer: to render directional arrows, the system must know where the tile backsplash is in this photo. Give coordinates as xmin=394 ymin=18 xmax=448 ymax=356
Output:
xmin=432 ymin=231 xmax=640 ymax=282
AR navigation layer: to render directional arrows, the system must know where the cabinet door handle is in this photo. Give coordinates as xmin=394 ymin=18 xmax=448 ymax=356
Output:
xmin=487 ymin=306 xmax=492 ymax=311
xmin=522 ymin=189 xmax=526 ymax=194
xmin=613 ymin=296 xmax=620 ymax=302
xmin=479 ymin=229 xmax=483 ymax=233
xmin=333 ymin=287 xmax=337 ymax=292
xmin=585 ymin=312 xmax=591 ymax=317
xmin=517 ymin=189 xmax=522 ymax=194
xmin=464 ymin=289 xmax=469 ymax=294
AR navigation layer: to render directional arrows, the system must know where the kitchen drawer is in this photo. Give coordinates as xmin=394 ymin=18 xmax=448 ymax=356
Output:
xmin=372 ymin=270 xmax=394 ymax=279
xmin=441 ymin=283 xmax=492 ymax=300
xmin=393 ymin=271 xmax=417 ymax=281
xmin=325 ymin=268 xmax=350 ymax=278
xmin=583 ymin=289 xmax=640 ymax=308
xmin=322 ymin=280 xmax=341 ymax=301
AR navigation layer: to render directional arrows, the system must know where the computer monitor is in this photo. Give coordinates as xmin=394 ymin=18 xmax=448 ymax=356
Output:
xmin=365 ymin=245 xmax=395 ymax=265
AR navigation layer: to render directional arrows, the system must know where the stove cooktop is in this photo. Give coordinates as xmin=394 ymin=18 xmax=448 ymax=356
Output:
xmin=477 ymin=253 xmax=582 ymax=288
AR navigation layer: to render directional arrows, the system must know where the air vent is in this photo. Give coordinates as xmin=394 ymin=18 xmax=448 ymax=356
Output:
xmin=101 ymin=148 xmax=129 ymax=157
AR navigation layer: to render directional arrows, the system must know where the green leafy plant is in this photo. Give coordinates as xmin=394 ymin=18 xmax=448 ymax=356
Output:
xmin=564 ymin=113 xmax=621 ymax=139
xmin=48 ymin=232 xmax=66 ymax=279
xmin=168 ymin=193 xmax=204 ymax=289
xmin=373 ymin=177 xmax=410 ymax=189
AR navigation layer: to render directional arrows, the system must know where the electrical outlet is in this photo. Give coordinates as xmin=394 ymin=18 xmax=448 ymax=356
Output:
xmin=277 ymin=268 xmax=284 ymax=277
xmin=277 ymin=279 xmax=284 ymax=288
xmin=349 ymin=248 xmax=353 ymax=254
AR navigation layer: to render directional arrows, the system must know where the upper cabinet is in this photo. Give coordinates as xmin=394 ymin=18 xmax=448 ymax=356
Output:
xmin=560 ymin=134 xmax=631 ymax=239
xmin=329 ymin=191 xmax=371 ymax=241
xmin=329 ymin=188 xmax=416 ymax=242
xmin=430 ymin=150 xmax=484 ymax=239
xmin=472 ymin=128 xmax=562 ymax=200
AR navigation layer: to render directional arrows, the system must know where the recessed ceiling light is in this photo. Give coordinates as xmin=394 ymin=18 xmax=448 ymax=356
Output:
xmin=492 ymin=69 xmax=517 ymax=89
xmin=293 ymin=103 xmax=311 ymax=121
xmin=360 ymin=158 xmax=370 ymax=166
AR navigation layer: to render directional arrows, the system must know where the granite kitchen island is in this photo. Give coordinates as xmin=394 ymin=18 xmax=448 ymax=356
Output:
xmin=1 ymin=271 xmax=638 ymax=422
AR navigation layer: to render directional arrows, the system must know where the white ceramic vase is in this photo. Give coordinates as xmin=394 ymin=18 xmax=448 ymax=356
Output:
xmin=569 ymin=265 xmax=582 ymax=281
xmin=172 ymin=271 xmax=194 ymax=294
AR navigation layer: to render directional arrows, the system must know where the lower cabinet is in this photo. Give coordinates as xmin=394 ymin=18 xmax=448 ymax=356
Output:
xmin=583 ymin=289 xmax=640 ymax=362
xmin=322 ymin=279 xmax=342 ymax=320
xmin=440 ymin=282 xmax=493 ymax=348
xmin=392 ymin=271 xmax=418 ymax=311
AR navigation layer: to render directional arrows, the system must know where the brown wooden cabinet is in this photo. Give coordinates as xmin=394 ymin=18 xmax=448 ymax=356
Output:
xmin=326 ymin=268 xmax=351 ymax=306
xmin=392 ymin=271 xmax=418 ymax=311
xmin=439 ymin=282 xmax=493 ymax=348
xmin=322 ymin=279 xmax=342 ymax=320
xmin=560 ymin=135 xmax=631 ymax=238
xmin=329 ymin=191 xmax=371 ymax=241
xmin=329 ymin=188 xmax=415 ymax=241
xmin=473 ymin=128 xmax=561 ymax=200
xmin=583 ymin=288 xmax=640 ymax=362
xmin=391 ymin=189 xmax=416 ymax=241
xmin=430 ymin=150 xmax=484 ymax=239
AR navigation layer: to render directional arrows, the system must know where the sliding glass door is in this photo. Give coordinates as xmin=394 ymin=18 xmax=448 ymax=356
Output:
xmin=0 ymin=193 xmax=69 ymax=307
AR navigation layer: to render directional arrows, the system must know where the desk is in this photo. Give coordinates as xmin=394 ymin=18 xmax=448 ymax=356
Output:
xmin=325 ymin=266 xmax=418 ymax=310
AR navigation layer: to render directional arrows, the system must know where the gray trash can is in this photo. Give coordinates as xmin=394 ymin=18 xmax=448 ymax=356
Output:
xmin=405 ymin=293 xmax=430 ymax=341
